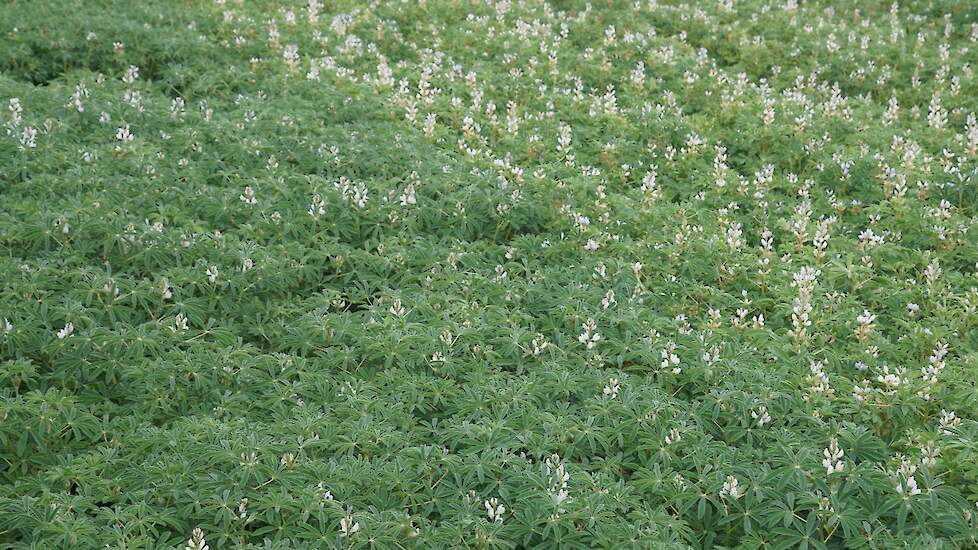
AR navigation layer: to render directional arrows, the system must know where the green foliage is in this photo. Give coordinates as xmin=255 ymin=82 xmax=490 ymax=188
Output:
xmin=2 ymin=0 xmax=978 ymax=547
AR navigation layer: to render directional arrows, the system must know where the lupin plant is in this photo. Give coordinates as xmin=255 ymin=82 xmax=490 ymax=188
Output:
xmin=2 ymin=0 xmax=978 ymax=548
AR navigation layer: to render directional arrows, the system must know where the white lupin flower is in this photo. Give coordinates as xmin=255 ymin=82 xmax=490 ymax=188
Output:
xmin=423 ymin=112 xmax=437 ymax=136
xmin=557 ymin=123 xmax=572 ymax=152
xmin=927 ymin=91 xmax=947 ymax=129
xmin=308 ymin=193 xmax=326 ymax=219
xmin=791 ymin=266 xmax=820 ymax=344
xmin=889 ymin=456 xmax=922 ymax=497
xmin=714 ymin=145 xmax=729 ymax=187
xmin=720 ymin=476 xmax=742 ymax=499
xmin=376 ymin=57 xmax=394 ymax=87
xmin=882 ymin=96 xmax=899 ymax=125
xmin=116 ymin=125 xmax=133 ymax=143
xmin=239 ymin=186 xmax=257 ymax=205
xmin=630 ymin=61 xmax=646 ymax=87
xmin=172 ymin=313 xmax=189 ymax=332
xmin=121 ymin=65 xmax=139 ymax=87
xmin=505 ymin=101 xmax=519 ymax=134
xmin=352 ymin=182 xmax=369 ymax=209
xmin=185 ymin=528 xmax=209 ymax=550
xmin=939 ymin=409 xmax=960 ymax=435
xmin=546 ymin=454 xmax=570 ymax=506
xmin=855 ymin=309 xmax=876 ymax=342
xmin=812 ymin=216 xmax=836 ymax=259
xmin=660 ymin=342 xmax=681 ymax=374
xmin=904 ymin=476 xmax=921 ymax=496
xmin=399 ymin=183 xmax=417 ymax=206
xmin=822 ymin=438 xmax=845 ymax=475
xmin=57 ymin=322 xmax=74 ymax=339
xmin=578 ymin=318 xmax=600 ymax=349
xmin=876 ymin=366 xmax=907 ymax=391
xmin=920 ymin=341 xmax=948 ymax=400
xmin=283 ymin=44 xmax=300 ymax=70
xmin=340 ymin=512 xmax=360 ymax=537
xmin=484 ymin=497 xmax=506 ymax=523
xmin=8 ymin=98 xmax=22 ymax=128
xmin=894 ymin=473 xmax=922 ymax=497
xmin=726 ymin=221 xmax=743 ymax=251
xmin=921 ymin=444 xmax=941 ymax=468
xmin=531 ymin=333 xmax=549 ymax=357
xmin=20 ymin=126 xmax=37 ymax=149
xmin=751 ymin=406 xmax=771 ymax=427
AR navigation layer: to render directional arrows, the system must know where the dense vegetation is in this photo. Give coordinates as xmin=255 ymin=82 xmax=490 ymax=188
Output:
xmin=2 ymin=0 xmax=978 ymax=547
